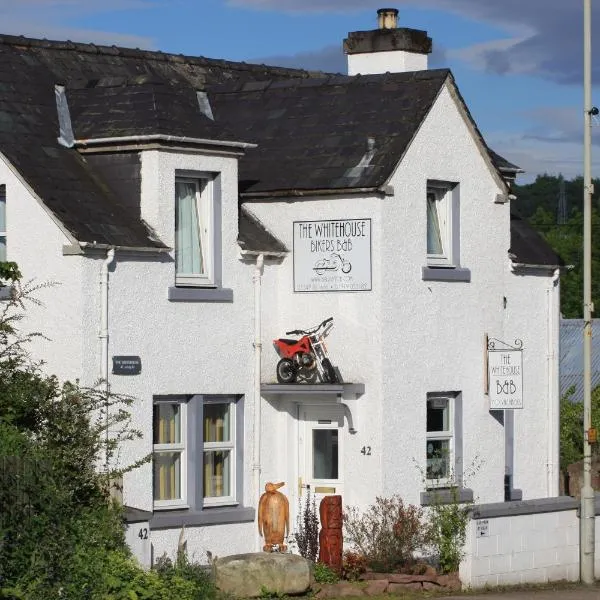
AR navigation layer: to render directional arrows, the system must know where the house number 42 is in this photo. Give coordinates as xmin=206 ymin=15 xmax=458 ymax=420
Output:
xmin=361 ymin=446 xmax=372 ymax=456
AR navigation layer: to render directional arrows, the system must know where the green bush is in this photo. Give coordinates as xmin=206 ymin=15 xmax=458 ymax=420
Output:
xmin=344 ymin=495 xmax=429 ymax=572
xmin=313 ymin=562 xmax=339 ymax=584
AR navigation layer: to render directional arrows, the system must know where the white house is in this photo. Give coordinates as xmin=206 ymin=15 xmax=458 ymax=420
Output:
xmin=0 ymin=9 xmax=562 ymax=564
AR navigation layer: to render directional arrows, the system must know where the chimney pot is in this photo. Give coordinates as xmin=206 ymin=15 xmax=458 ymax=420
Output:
xmin=377 ymin=8 xmax=399 ymax=30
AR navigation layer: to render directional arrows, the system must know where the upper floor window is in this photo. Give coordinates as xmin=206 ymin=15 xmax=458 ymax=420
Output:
xmin=426 ymin=182 xmax=459 ymax=268
xmin=175 ymin=177 xmax=214 ymax=286
xmin=0 ymin=185 xmax=6 ymax=261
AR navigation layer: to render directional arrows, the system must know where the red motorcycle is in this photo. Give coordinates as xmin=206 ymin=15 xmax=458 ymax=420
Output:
xmin=273 ymin=317 xmax=338 ymax=384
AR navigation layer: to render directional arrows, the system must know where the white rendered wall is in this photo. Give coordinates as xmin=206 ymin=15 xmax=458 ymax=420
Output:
xmin=348 ymin=50 xmax=427 ymax=76
xmin=0 ymin=155 xmax=85 ymax=382
xmin=380 ymin=82 xmax=510 ymax=505
xmin=461 ymin=509 xmax=580 ymax=587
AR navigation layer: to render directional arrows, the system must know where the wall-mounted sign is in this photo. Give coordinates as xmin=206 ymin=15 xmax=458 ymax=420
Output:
xmin=293 ymin=219 xmax=372 ymax=292
xmin=112 ymin=356 xmax=142 ymax=376
xmin=487 ymin=343 xmax=523 ymax=409
xmin=476 ymin=519 xmax=489 ymax=538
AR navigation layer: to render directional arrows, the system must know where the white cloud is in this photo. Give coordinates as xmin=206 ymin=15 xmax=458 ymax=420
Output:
xmin=0 ymin=0 xmax=159 ymax=47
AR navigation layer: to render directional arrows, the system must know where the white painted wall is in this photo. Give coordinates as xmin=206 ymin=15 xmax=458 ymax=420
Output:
xmin=348 ymin=50 xmax=428 ymax=76
xmin=0 ymin=154 xmax=86 ymax=383
xmin=461 ymin=508 xmax=580 ymax=587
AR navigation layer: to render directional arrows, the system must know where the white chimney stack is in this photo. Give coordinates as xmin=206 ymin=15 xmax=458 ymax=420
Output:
xmin=344 ymin=8 xmax=432 ymax=76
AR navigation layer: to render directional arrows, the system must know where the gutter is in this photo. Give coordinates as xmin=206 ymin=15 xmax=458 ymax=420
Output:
xmin=241 ymin=184 xmax=394 ymax=200
xmin=74 ymin=134 xmax=256 ymax=151
xmin=100 ymin=248 xmax=116 ymax=472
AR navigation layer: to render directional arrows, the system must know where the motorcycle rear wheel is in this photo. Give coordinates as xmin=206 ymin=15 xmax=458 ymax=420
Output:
xmin=322 ymin=358 xmax=338 ymax=383
xmin=276 ymin=358 xmax=297 ymax=384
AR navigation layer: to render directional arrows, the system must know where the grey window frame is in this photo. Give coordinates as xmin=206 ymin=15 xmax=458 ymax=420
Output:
xmin=422 ymin=181 xmax=471 ymax=283
xmin=151 ymin=394 xmax=253 ymax=529
xmin=168 ymin=171 xmax=233 ymax=303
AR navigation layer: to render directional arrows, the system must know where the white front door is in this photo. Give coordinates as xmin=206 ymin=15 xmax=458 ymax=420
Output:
xmin=298 ymin=405 xmax=344 ymax=507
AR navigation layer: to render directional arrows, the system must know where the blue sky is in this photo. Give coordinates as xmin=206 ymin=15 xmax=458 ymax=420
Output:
xmin=1 ymin=0 xmax=598 ymax=182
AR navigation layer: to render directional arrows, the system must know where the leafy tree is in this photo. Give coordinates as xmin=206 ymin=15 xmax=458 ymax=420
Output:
xmin=559 ymin=385 xmax=600 ymax=473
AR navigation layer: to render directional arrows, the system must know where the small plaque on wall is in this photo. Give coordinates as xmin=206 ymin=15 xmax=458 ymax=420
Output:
xmin=112 ymin=356 xmax=142 ymax=376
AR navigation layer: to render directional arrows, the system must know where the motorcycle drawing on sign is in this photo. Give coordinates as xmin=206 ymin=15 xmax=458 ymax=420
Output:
xmin=273 ymin=317 xmax=339 ymax=384
xmin=313 ymin=253 xmax=352 ymax=276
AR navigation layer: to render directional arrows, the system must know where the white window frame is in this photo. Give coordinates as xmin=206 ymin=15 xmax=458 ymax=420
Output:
xmin=153 ymin=400 xmax=188 ymax=509
xmin=426 ymin=394 xmax=454 ymax=488
xmin=0 ymin=185 xmax=6 ymax=262
xmin=202 ymin=397 xmax=237 ymax=507
xmin=175 ymin=176 xmax=214 ymax=287
xmin=426 ymin=183 xmax=457 ymax=268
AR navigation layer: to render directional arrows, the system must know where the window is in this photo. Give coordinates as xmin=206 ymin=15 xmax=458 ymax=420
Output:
xmin=153 ymin=401 xmax=187 ymax=508
xmin=0 ymin=185 xmax=5 ymax=262
xmin=175 ymin=177 xmax=214 ymax=286
xmin=426 ymin=394 xmax=453 ymax=486
xmin=203 ymin=399 xmax=236 ymax=506
xmin=152 ymin=395 xmax=241 ymax=512
xmin=426 ymin=183 xmax=457 ymax=267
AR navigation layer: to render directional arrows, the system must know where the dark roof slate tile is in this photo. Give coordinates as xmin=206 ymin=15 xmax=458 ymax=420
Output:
xmin=510 ymin=212 xmax=563 ymax=267
xmin=209 ymin=70 xmax=450 ymax=194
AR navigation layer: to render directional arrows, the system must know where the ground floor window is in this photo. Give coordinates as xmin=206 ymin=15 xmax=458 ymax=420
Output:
xmin=153 ymin=394 xmax=242 ymax=511
xmin=426 ymin=392 xmax=464 ymax=488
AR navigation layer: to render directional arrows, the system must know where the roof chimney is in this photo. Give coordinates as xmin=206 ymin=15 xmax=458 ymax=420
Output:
xmin=377 ymin=8 xmax=398 ymax=30
xmin=344 ymin=8 xmax=432 ymax=76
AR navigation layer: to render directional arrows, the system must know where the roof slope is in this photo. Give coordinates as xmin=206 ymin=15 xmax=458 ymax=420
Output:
xmin=0 ymin=34 xmax=317 ymax=246
xmin=209 ymin=70 xmax=450 ymax=194
xmin=68 ymin=77 xmax=242 ymax=143
xmin=509 ymin=212 xmax=563 ymax=267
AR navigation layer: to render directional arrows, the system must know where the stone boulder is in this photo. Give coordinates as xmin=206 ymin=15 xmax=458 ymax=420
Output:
xmin=214 ymin=553 xmax=313 ymax=598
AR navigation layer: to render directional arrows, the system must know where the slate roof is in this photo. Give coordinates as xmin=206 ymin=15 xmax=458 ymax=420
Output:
xmin=209 ymin=70 xmax=450 ymax=194
xmin=489 ymin=149 xmax=523 ymax=174
xmin=68 ymin=77 xmax=243 ymax=144
xmin=0 ymin=33 xmax=556 ymax=266
xmin=0 ymin=34 xmax=316 ymax=247
xmin=509 ymin=212 xmax=564 ymax=267
xmin=560 ymin=319 xmax=600 ymax=401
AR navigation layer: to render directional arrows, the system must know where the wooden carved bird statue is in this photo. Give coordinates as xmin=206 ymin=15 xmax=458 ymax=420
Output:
xmin=258 ymin=482 xmax=289 ymax=552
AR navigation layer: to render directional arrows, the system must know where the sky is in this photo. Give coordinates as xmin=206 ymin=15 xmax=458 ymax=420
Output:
xmin=1 ymin=0 xmax=599 ymax=184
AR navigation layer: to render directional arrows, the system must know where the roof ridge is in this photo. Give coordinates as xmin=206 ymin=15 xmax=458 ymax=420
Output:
xmin=0 ymin=32 xmax=326 ymax=78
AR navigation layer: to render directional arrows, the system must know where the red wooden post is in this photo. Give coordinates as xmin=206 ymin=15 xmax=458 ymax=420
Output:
xmin=318 ymin=495 xmax=343 ymax=574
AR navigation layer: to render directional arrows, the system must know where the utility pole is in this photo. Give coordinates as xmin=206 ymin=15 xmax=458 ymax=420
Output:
xmin=580 ymin=0 xmax=595 ymax=584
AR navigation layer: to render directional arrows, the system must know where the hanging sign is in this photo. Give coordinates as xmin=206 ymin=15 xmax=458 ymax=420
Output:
xmin=293 ymin=219 xmax=372 ymax=292
xmin=487 ymin=339 xmax=523 ymax=409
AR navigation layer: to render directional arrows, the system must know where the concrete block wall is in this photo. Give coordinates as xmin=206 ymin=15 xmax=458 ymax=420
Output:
xmin=460 ymin=497 xmax=591 ymax=588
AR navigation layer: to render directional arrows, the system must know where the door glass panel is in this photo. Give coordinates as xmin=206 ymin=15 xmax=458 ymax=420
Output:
xmin=313 ymin=429 xmax=338 ymax=480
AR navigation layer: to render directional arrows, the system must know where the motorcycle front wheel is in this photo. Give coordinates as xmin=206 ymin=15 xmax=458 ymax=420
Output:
xmin=276 ymin=358 xmax=297 ymax=384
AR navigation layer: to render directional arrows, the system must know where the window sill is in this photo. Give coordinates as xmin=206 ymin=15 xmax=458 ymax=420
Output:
xmin=168 ymin=286 xmax=233 ymax=303
xmin=150 ymin=505 xmax=255 ymax=529
xmin=420 ymin=487 xmax=474 ymax=505
xmin=422 ymin=266 xmax=471 ymax=283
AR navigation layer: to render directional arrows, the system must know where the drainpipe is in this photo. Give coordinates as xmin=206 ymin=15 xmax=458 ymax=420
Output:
xmin=100 ymin=248 xmax=116 ymax=472
xmin=546 ymin=267 xmax=560 ymax=496
xmin=252 ymin=254 xmax=264 ymax=550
